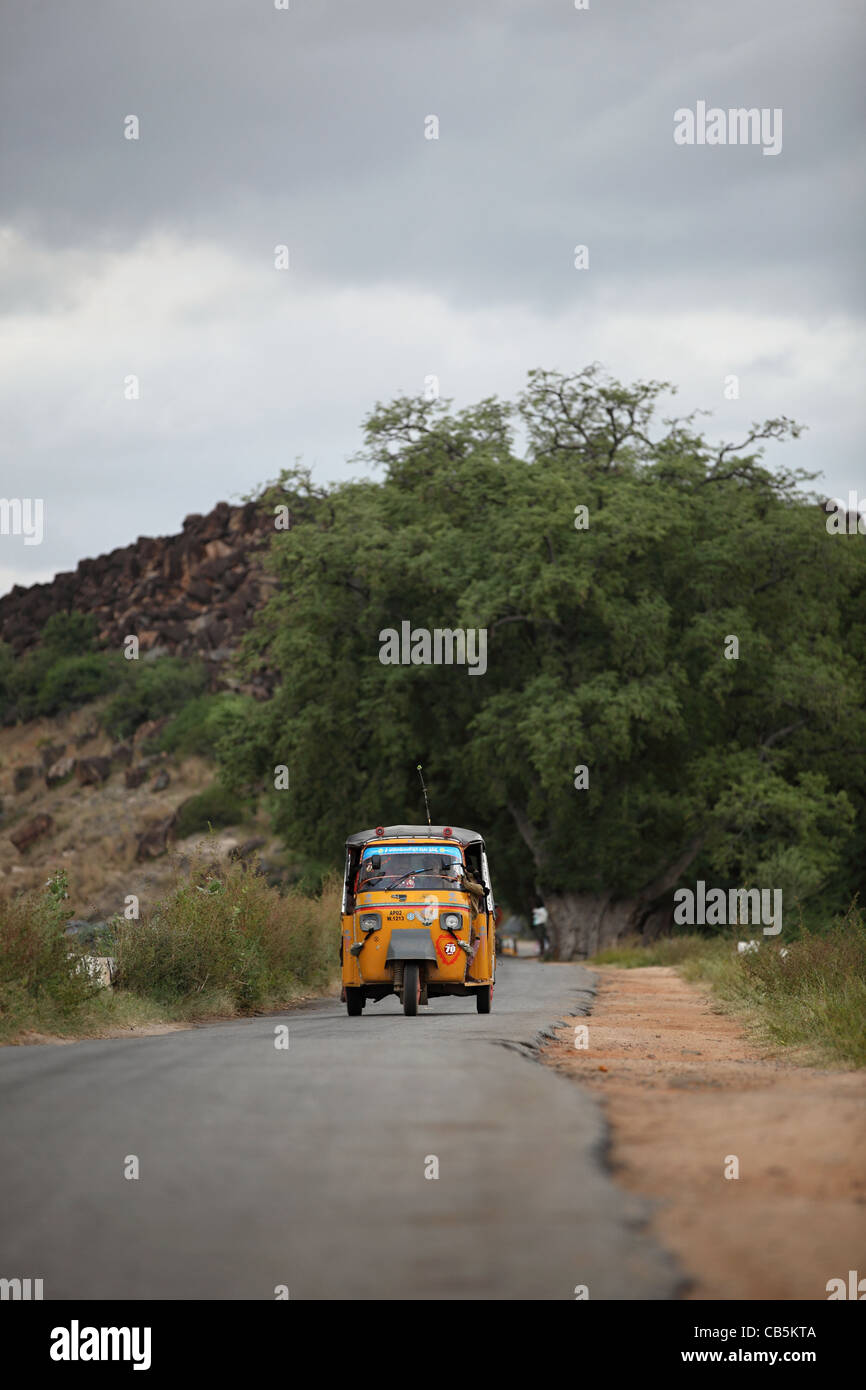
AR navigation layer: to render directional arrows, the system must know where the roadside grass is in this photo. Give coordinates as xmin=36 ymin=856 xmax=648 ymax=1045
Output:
xmin=0 ymin=871 xmax=100 ymax=1042
xmin=0 ymin=984 xmax=173 ymax=1044
xmin=112 ymin=855 xmax=339 ymax=1012
xmin=588 ymin=904 xmax=866 ymax=1068
xmin=0 ymin=858 xmax=340 ymax=1044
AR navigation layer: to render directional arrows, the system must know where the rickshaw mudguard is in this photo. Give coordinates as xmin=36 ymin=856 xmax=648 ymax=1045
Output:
xmin=385 ymin=929 xmax=439 ymax=963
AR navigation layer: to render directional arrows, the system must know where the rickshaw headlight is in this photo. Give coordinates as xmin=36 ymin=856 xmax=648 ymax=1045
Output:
xmin=442 ymin=912 xmax=461 ymax=931
xmin=358 ymin=913 xmax=381 ymax=932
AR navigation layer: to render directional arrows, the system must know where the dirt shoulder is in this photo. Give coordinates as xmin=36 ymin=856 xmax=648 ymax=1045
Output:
xmin=543 ymin=965 xmax=866 ymax=1300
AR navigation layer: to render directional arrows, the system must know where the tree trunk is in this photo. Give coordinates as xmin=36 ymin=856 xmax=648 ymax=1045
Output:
xmin=506 ymin=800 xmax=705 ymax=961
xmin=542 ymin=833 xmax=705 ymax=959
xmin=543 ymin=891 xmax=643 ymax=959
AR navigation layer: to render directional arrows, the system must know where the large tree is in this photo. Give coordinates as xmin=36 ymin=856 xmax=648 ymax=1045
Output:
xmin=220 ymin=367 xmax=865 ymax=958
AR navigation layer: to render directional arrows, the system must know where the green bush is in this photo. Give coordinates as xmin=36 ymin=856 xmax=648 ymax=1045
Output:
xmin=0 ymin=612 xmax=117 ymax=723
xmin=0 ymin=870 xmax=99 ymax=1036
xmin=41 ymin=611 xmax=98 ymax=657
xmin=155 ymin=692 xmax=250 ymax=759
xmin=102 ymin=658 xmax=210 ymax=740
xmin=35 ymin=653 xmax=122 ymax=717
xmin=174 ymin=783 xmax=246 ymax=839
xmin=113 ymin=859 xmax=339 ymax=1010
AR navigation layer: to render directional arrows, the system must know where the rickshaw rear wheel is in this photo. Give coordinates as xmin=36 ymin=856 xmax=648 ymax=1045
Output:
xmin=403 ymin=963 xmax=420 ymax=1016
xmin=345 ymin=987 xmax=364 ymax=1017
xmin=475 ymin=984 xmax=492 ymax=1014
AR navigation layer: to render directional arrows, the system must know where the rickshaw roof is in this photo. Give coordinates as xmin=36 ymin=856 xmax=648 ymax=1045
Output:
xmin=346 ymin=824 xmax=484 ymax=848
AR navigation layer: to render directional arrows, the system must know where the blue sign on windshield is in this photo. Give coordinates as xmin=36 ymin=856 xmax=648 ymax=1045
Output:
xmin=362 ymin=844 xmax=461 ymax=860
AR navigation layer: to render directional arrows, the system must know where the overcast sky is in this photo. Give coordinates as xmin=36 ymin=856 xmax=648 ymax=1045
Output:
xmin=1 ymin=0 xmax=864 ymax=594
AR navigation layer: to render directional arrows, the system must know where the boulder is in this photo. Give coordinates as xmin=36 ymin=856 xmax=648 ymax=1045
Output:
xmin=13 ymin=765 xmax=36 ymax=793
xmin=229 ymin=836 xmax=267 ymax=861
xmin=10 ymin=812 xmax=54 ymax=852
xmin=39 ymin=742 xmax=66 ymax=770
xmin=76 ymin=755 xmax=112 ymax=786
xmin=45 ymin=755 xmax=77 ymax=788
xmin=135 ymin=813 xmax=177 ymax=861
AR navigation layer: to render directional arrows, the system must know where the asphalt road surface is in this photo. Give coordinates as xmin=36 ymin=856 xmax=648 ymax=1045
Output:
xmin=0 ymin=960 xmax=681 ymax=1299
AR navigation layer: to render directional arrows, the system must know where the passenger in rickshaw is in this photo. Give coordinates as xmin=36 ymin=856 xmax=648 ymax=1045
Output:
xmin=447 ymin=859 xmax=486 ymax=911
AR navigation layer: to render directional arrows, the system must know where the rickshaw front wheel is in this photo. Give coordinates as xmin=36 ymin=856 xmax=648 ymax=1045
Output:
xmin=475 ymin=984 xmax=492 ymax=1014
xmin=346 ymin=987 xmax=364 ymax=1017
xmin=403 ymin=963 xmax=420 ymax=1017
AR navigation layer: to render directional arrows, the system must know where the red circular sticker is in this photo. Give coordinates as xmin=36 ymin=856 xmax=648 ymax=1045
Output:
xmin=435 ymin=934 xmax=460 ymax=965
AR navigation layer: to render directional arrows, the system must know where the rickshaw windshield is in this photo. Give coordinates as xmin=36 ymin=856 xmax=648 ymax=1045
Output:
xmin=358 ymin=844 xmax=463 ymax=892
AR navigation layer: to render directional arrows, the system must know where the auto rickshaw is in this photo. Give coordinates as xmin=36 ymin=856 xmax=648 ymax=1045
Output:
xmin=340 ymin=824 xmax=496 ymax=1016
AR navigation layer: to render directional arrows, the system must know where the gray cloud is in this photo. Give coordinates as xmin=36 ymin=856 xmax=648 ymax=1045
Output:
xmin=1 ymin=0 xmax=864 ymax=592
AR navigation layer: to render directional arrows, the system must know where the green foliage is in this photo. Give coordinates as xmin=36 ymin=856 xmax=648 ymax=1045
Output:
xmin=212 ymin=695 xmax=275 ymax=797
xmin=590 ymin=934 xmax=708 ymax=968
xmin=102 ymin=657 xmax=210 ymax=740
xmin=728 ymin=903 xmax=866 ymax=1065
xmin=0 ymin=864 xmax=340 ymax=1039
xmin=41 ymin=610 xmax=98 ymax=657
xmin=217 ymin=367 xmax=865 ymax=931
xmin=0 ymin=870 xmax=98 ymax=1034
xmin=174 ymin=784 xmax=246 ymax=839
xmin=35 ymin=653 xmax=122 ymax=717
xmin=112 ymin=859 xmax=339 ymax=1009
xmin=0 ymin=611 xmax=119 ymax=721
xmin=155 ymin=691 xmax=252 ymax=759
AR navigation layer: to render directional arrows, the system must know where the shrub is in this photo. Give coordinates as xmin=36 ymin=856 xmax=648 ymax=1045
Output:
xmin=112 ymin=859 xmax=339 ymax=1010
xmin=175 ymin=784 xmax=246 ymax=839
xmin=0 ymin=870 xmax=98 ymax=1032
xmin=102 ymin=658 xmax=210 ymax=739
xmin=35 ymin=653 xmax=121 ymax=717
xmin=155 ymin=692 xmax=250 ymax=759
xmin=732 ymin=903 xmax=866 ymax=1066
xmin=41 ymin=611 xmax=98 ymax=657
xmin=0 ymin=612 xmax=115 ymax=722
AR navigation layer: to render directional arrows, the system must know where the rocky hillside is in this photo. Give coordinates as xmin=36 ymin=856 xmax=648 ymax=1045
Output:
xmin=0 ymin=500 xmax=288 ymax=919
xmin=0 ymin=500 xmax=277 ymax=670
xmin=0 ymin=700 xmax=288 ymax=921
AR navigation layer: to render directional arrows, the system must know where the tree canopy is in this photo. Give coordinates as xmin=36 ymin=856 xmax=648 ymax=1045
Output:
xmin=218 ymin=366 xmax=866 ymax=957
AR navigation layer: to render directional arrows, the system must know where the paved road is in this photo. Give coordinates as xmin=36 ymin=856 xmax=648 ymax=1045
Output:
xmin=0 ymin=961 xmax=681 ymax=1299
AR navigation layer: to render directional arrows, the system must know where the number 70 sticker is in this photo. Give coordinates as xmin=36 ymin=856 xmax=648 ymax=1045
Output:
xmin=435 ymin=935 xmax=460 ymax=964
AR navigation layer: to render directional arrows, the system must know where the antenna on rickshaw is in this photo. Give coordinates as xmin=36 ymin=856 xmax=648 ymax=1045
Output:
xmin=416 ymin=764 xmax=432 ymax=826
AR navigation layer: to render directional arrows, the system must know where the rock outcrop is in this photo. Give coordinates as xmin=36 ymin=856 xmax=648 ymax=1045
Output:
xmin=0 ymin=501 xmax=277 ymax=681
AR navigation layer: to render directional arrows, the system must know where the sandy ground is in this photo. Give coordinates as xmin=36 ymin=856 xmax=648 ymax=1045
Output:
xmin=543 ymin=965 xmax=866 ymax=1300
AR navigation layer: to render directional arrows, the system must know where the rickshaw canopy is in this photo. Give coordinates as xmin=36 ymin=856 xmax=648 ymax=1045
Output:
xmin=346 ymin=824 xmax=485 ymax=848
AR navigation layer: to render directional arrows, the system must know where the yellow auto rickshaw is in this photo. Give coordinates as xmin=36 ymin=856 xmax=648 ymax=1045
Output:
xmin=340 ymin=824 xmax=496 ymax=1016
